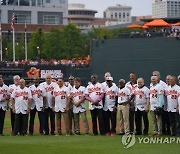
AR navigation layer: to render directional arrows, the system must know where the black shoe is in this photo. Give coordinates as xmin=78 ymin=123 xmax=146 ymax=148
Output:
xmin=51 ymin=132 xmax=56 ymax=136
xmin=44 ymin=132 xmax=49 ymax=135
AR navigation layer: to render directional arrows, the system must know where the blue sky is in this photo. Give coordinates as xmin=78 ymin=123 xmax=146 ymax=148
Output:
xmin=69 ymin=0 xmax=152 ymax=17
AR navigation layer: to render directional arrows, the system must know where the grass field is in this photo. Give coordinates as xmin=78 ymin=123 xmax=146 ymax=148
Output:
xmin=0 ymin=110 xmax=180 ymax=154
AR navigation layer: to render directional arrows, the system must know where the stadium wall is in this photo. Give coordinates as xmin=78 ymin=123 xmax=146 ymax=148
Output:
xmin=90 ymin=37 xmax=180 ymax=86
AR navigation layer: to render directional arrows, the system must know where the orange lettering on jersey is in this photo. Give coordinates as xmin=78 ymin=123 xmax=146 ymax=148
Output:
xmin=15 ymin=91 xmax=28 ymax=97
xmin=134 ymin=90 xmax=144 ymax=95
xmin=71 ymin=91 xmax=83 ymax=98
xmin=0 ymin=89 xmax=7 ymax=94
xmin=106 ymin=90 xmax=115 ymax=95
xmin=118 ymin=92 xmax=125 ymax=97
xmin=88 ymin=87 xmax=101 ymax=93
xmin=54 ymin=90 xmax=66 ymax=96
xmin=166 ymin=90 xmax=178 ymax=95
xmin=150 ymin=89 xmax=157 ymax=94
xmin=45 ymin=87 xmax=54 ymax=92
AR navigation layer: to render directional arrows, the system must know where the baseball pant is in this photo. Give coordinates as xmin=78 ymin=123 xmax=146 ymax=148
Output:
xmin=10 ymin=108 xmax=15 ymax=133
xmin=90 ymin=108 xmax=105 ymax=135
xmin=150 ymin=111 xmax=162 ymax=135
xmin=135 ymin=109 xmax=149 ymax=135
xmin=56 ymin=111 xmax=70 ymax=135
xmin=177 ymin=114 xmax=180 ymax=136
xmin=162 ymin=110 xmax=170 ymax=135
xmin=68 ymin=108 xmax=74 ymax=134
xmin=0 ymin=108 xmax=6 ymax=135
xmin=37 ymin=111 xmax=44 ymax=134
xmin=74 ymin=111 xmax=89 ymax=134
xmin=29 ymin=108 xmax=36 ymax=135
xmin=103 ymin=110 xmax=117 ymax=134
xmin=44 ymin=108 xmax=55 ymax=135
xmin=168 ymin=112 xmax=179 ymax=136
xmin=117 ymin=104 xmax=129 ymax=134
xmin=14 ymin=113 xmax=28 ymax=136
xmin=129 ymin=105 xmax=135 ymax=133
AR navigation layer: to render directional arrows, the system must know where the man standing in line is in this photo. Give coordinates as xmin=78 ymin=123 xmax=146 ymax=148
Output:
xmin=9 ymin=75 xmax=20 ymax=134
xmin=134 ymin=78 xmax=150 ymax=135
xmin=103 ymin=77 xmax=118 ymax=136
xmin=52 ymin=78 xmax=70 ymax=136
xmin=29 ymin=77 xmax=46 ymax=135
xmin=70 ymin=78 xmax=89 ymax=135
xmin=85 ymin=74 xmax=105 ymax=136
xmin=41 ymin=74 xmax=58 ymax=135
xmin=12 ymin=79 xmax=32 ymax=136
xmin=0 ymin=75 xmax=10 ymax=136
xmin=117 ymin=79 xmax=131 ymax=135
xmin=125 ymin=72 xmax=137 ymax=133
xmin=166 ymin=76 xmax=180 ymax=136
xmin=149 ymin=76 xmax=164 ymax=136
xmin=66 ymin=76 xmax=75 ymax=135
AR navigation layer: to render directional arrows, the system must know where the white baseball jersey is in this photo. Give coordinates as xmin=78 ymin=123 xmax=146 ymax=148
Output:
xmin=9 ymin=84 xmax=19 ymax=108
xmin=125 ymin=82 xmax=138 ymax=95
xmin=29 ymin=84 xmax=46 ymax=111
xmin=178 ymin=91 xmax=180 ymax=114
xmin=85 ymin=82 xmax=104 ymax=110
xmin=104 ymin=84 xmax=118 ymax=111
xmin=164 ymin=84 xmax=170 ymax=111
xmin=118 ymin=87 xmax=131 ymax=104
xmin=134 ymin=86 xmax=150 ymax=111
xmin=53 ymin=85 xmax=70 ymax=113
xmin=70 ymin=86 xmax=86 ymax=113
xmin=40 ymin=82 xmax=58 ymax=108
xmin=149 ymin=83 xmax=164 ymax=111
xmin=12 ymin=87 xmax=32 ymax=114
xmin=0 ymin=84 xmax=9 ymax=111
xmin=166 ymin=84 xmax=180 ymax=112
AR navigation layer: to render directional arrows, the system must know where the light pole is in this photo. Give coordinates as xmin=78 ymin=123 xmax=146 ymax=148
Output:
xmin=37 ymin=46 xmax=40 ymax=61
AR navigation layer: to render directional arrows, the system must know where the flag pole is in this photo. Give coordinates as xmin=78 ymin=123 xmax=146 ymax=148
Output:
xmin=0 ymin=22 xmax=2 ymax=62
xmin=25 ymin=21 xmax=27 ymax=61
xmin=13 ymin=27 xmax=15 ymax=62
xmin=11 ymin=13 xmax=15 ymax=62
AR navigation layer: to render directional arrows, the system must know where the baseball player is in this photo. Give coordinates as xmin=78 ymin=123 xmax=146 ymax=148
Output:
xmin=134 ymin=78 xmax=150 ymax=135
xmin=40 ymin=74 xmax=58 ymax=135
xmin=162 ymin=75 xmax=171 ymax=135
xmin=178 ymin=75 xmax=180 ymax=85
xmin=9 ymin=75 xmax=20 ymax=134
xmin=177 ymin=90 xmax=180 ymax=136
xmin=125 ymin=72 xmax=137 ymax=133
xmin=102 ymin=72 xmax=116 ymax=90
xmin=52 ymin=78 xmax=70 ymax=136
xmin=149 ymin=75 xmax=164 ymax=136
xmin=117 ymin=79 xmax=131 ymax=135
xmin=103 ymin=76 xmax=118 ymax=136
xmin=29 ymin=77 xmax=46 ymax=135
xmin=151 ymin=71 xmax=166 ymax=88
xmin=11 ymin=79 xmax=32 ymax=136
xmin=0 ymin=75 xmax=10 ymax=136
xmin=85 ymin=74 xmax=105 ymax=136
xmin=66 ymin=76 xmax=75 ymax=135
xmin=70 ymin=78 xmax=89 ymax=135
xmin=166 ymin=76 xmax=180 ymax=136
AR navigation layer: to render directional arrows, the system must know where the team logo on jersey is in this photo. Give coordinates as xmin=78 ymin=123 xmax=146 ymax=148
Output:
xmin=88 ymin=87 xmax=101 ymax=93
xmin=0 ymin=89 xmax=7 ymax=94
